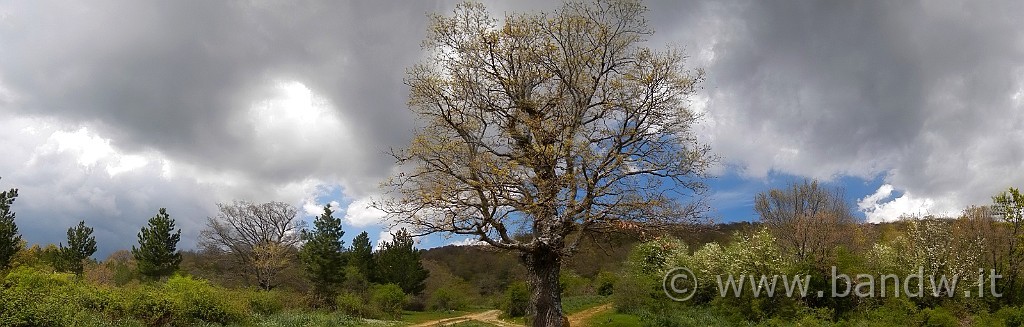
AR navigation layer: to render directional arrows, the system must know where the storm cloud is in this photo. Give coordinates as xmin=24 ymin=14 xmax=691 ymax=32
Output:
xmin=1 ymin=0 xmax=1022 ymax=254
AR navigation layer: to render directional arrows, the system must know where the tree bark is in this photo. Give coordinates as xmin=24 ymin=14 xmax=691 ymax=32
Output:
xmin=524 ymin=246 xmax=567 ymax=327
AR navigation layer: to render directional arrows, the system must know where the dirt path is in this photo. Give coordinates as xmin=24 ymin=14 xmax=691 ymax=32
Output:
xmin=407 ymin=310 xmax=519 ymax=327
xmin=408 ymin=303 xmax=613 ymax=327
xmin=471 ymin=310 xmax=524 ymax=327
xmin=567 ymin=303 xmax=613 ymax=326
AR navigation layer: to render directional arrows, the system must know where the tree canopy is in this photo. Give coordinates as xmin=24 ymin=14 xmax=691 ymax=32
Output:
xmin=754 ymin=179 xmax=855 ymax=267
xmin=200 ymin=201 xmax=304 ymax=290
xmin=373 ymin=228 xmax=428 ymax=295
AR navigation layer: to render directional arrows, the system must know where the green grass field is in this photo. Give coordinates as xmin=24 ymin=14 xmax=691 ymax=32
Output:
xmin=585 ymin=310 xmax=642 ymax=327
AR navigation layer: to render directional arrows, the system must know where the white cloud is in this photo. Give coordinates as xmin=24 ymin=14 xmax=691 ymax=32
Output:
xmin=31 ymin=127 xmax=156 ymax=178
xmin=449 ymin=237 xmax=484 ymax=247
xmin=373 ymin=222 xmax=425 ymax=251
xmin=303 ymin=199 xmax=341 ymax=217
xmin=857 ymin=184 xmax=895 ymax=212
xmin=343 ymin=197 xmax=386 ymax=227
xmin=0 ymin=113 xmax=372 ymax=255
xmin=375 ymin=230 xmax=393 ymax=251
xmin=858 ymin=184 xmax=959 ymax=223
xmin=244 ymin=81 xmax=357 ymax=165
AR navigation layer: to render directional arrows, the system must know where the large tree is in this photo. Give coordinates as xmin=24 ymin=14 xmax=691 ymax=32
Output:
xmin=380 ymin=1 xmax=712 ymax=325
xmin=299 ymin=206 xmax=347 ymax=299
xmin=373 ymin=228 xmax=428 ymax=295
xmin=132 ymin=208 xmax=183 ymax=279
xmin=200 ymin=201 xmax=304 ymax=290
xmin=60 ymin=220 xmax=98 ymax=275
xmin=0 ymin=177 xmax=22 ymax=268
xmin=754 ymin=179 xmax=854 ymax=268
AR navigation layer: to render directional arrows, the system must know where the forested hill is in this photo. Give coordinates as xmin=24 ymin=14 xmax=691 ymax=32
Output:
xmin=419 ymin=221 xmax=759 ymax=297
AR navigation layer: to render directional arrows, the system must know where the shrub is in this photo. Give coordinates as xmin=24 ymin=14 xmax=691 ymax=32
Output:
xmin=560 ymin=271 xmax=591 ymax=296
xmin=595 ymin=271 xmax=617 ymax=296
xmin=503 ymin=282 xmax=531 ymax=318
xmin=336 ymin=291 xmax=368 ymax=317
xmin=626 ymin=237 xmax=688 ymax=275
xmin=611 ymin=271 xmax=658 ymax=314
xmin=115 ymin=286 xmax=176 ymax=327
xmin=0 ymin=266 xmax=94 ymax=326
xmin=247 ymin=290 xmax=284 ymax=315
xmin=634 ymin=305 xmax=745 ymax=327
xmin=429 ymin=284 xmax=470 ymax=311
xmin=369 ymin=283 xmax=407 ymax=319
xmin=100 ymin=275 xmax=247 ymax=326
xmin=340 ymin=265 xmax=370 ymax=294
xmin=850 ymin=297 xmax=920 ymax=327
xmin=162 ymin=275 xmax=245 ymax=325
xmin=918 ymin=307 xmax=958 ymax=327
xmin=998 ymin=306 xmax=1024 ymax=327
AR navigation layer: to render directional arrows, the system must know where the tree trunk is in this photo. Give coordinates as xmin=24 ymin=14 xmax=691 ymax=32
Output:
xmin=524 ymin=246 xmax=567 ymax=327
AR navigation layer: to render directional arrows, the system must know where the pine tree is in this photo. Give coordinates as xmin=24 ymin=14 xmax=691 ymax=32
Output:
xmin=374 ymin=228 xmax=428 ymax=295
xmin=0 ymin=177 xmax=22 ymax=268
xmin=349 ymin=231 xmax=374 ymax=278
xmin=132 ymin=208 xmax=182 ymax=279
xmin=299 ymin=206 xmax=346 ymax=297
xmin=60 ymin=220 xmax=97 ymax=275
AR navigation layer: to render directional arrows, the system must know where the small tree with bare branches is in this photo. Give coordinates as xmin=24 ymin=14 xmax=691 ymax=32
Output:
xmin=200 ymin=201 xmax=304 ymax=290
xmin=754 ymin=179 xmax=855 ymax=268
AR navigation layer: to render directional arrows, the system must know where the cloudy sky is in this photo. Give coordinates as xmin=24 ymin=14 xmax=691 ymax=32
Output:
xmin=1 ymin=0 xmax=1022 ymax=257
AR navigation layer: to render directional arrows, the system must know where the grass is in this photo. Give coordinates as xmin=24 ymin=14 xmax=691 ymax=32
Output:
xmin=503 ymin=296 xmax=612 ymax=326
xmin=586 ymin=310 xmax=642 ymax=327
xmin=561 ymin=295 xmax=610 ymax=314
xmin=230 ymin=311 xmax=368 ymax=327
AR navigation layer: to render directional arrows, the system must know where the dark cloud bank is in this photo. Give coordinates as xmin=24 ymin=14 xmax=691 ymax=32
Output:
xmin=0 ymin=0 xmax=1021 ymax=254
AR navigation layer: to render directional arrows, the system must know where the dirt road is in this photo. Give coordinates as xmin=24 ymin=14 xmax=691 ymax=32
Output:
xmin=407 ymin=310 xmax=519 ymax=327
xmin=566 ymin=303 xmax=613 ymax=326
xmin=408 ymin=303 xmax=613 ymax=327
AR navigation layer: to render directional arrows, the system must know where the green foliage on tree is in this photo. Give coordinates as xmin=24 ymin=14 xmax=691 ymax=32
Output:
xmin=132 ymin=208 xmax=182 ymax=279
xmin=0 ymin=177 xmax=22 ymax=268
xmin=994 ymin=187 xmax=1024 ymax=301
xmin=994 ymin=187 xmax=1024 ymax=225
xmin=369 ymin=283 xmax=407 ymax=319
xmin=373 ymin=228 xmax=428 ymax=295
xmin=503 ymin=282 xmax=531 ymax=318
xmin=59 ymin=220 xmax=98 ymax=275
xmin=299 ymin=206 xmax=347 ymax=298
xmin=349 ymin=231 xmax=374 ymax=279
